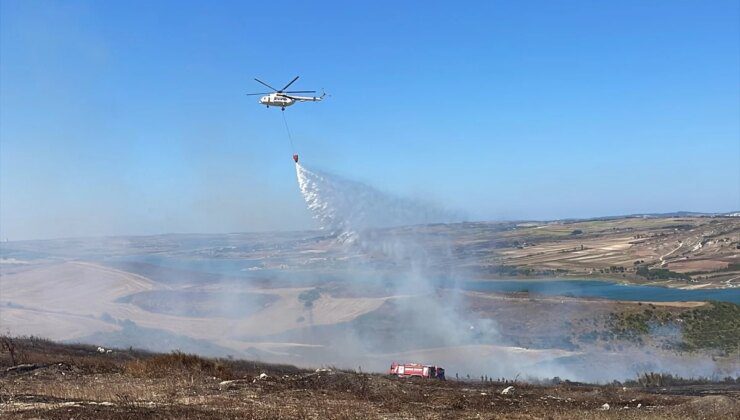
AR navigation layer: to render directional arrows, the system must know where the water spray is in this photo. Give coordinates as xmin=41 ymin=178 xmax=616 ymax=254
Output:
xmin=295 ymin=163 xmax=457 ymax=241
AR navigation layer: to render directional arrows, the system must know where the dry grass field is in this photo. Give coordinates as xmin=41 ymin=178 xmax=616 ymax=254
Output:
xmin=0 ymin=218 xmax=738 ymax=418
xmin=443 ymin=216 xmax=740 ymax=288
xmin=1 ymin=337 xmax=738 ymax=419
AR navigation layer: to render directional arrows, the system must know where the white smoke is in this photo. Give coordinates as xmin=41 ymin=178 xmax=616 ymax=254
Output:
xmin=293 ymin=162 xmax=502 ymax=371
xmin=296 ymin=163 xmax=457 ymax=241
xmin=291 ymin=162 xmax=737 ymax=382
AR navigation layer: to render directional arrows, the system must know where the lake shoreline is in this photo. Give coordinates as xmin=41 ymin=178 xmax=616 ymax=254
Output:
xmin=469 ymin=273 xmax=737 ymax=290
xmin=454 ymin=278 xmax=740 ymax=305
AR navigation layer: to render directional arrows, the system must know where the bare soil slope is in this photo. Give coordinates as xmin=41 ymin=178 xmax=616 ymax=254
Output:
xmin=1 ymin=338 xmax=738 ymax=419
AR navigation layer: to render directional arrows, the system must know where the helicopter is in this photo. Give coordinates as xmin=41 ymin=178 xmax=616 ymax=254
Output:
xmin=247 ymin=76 xmax=325 ymax=110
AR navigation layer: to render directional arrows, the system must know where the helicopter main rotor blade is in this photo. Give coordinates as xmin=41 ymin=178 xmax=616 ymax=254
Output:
xmin=280 ymin=76 xmax=300 ymax=92
xmin=284 ymin=90 xmax=315 ymax=94
xmin=246 ymin=92 xmax=271 ymax=96
xmin=254 ymin=78 xmax=279 ymax=91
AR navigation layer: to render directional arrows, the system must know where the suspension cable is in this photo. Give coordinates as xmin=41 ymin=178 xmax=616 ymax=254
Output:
xmin=281 ymin=110 xmax=295 ymax=154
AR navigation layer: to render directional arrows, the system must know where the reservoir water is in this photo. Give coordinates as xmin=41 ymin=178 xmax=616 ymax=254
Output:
xmin=104 ymin=255 xmax=740 ymax=304
xmin=458 ymin=279 xmax=740 ymax=304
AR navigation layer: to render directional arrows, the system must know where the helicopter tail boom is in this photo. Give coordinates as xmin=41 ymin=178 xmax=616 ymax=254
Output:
xmin=283 ymin=90 xmax=327 ymax=102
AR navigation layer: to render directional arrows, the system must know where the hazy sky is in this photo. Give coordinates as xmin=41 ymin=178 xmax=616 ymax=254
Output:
xmin=1 ymin=0 xmax=739 ymax=240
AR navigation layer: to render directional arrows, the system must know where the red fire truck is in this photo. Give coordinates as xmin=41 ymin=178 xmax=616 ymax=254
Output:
xmin=388 ymin=362 xmax=445 ymax=380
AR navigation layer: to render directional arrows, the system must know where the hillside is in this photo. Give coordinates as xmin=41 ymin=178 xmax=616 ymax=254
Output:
xmin=0 ymin=216 xmax=738 ymax=384
xmin=1 ymin=337 xmax=738 ymax=419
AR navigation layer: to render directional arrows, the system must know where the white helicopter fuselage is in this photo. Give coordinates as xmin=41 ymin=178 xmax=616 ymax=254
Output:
xmin=259 ymin=93 xmax=324 ymax=109
xmin=260 ymin=94 xmax=295 ymax=108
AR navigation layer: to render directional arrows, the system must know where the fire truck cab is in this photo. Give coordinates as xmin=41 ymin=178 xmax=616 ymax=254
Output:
xmin=389 ymin=362 xmax=445 ymax=380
